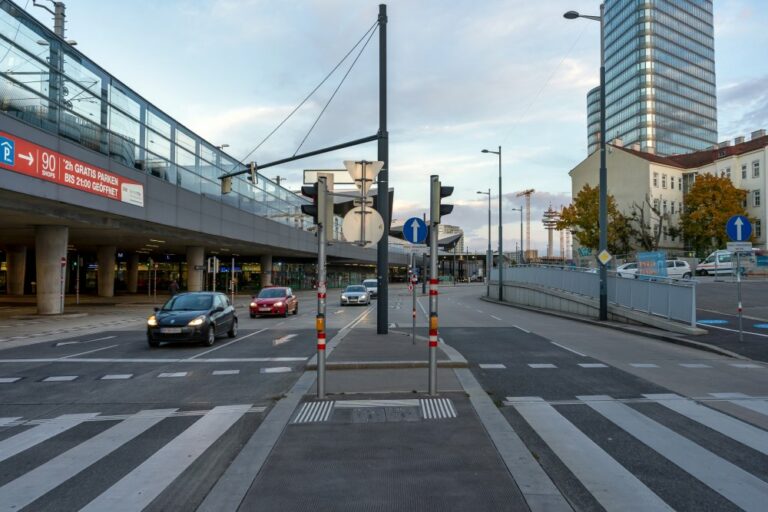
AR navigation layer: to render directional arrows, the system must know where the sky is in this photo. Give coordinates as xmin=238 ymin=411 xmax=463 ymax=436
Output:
xmin=22 ymin=0 xmax=768 ymax=255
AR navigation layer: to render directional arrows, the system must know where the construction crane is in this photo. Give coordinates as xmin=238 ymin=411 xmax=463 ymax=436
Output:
xmin=516 ymin=189 xmax=535 ymax=259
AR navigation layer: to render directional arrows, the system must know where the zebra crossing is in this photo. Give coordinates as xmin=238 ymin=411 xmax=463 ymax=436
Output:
xmin=506 ymin=392 xmax=768 ymax=511
xmin=0 ymin=404 xmax=266 ymax=511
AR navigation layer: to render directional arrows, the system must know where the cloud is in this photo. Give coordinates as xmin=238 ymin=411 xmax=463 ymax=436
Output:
xmin=718 ymin=75 xmax=768 ymax=137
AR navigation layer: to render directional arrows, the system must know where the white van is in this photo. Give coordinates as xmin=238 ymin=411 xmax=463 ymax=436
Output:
xmin=696 ymin=250 xmax=754 ymax=276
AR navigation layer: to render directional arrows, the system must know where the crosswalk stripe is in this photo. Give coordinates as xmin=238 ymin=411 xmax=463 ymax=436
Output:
xmin=0 ymin=417 xmax=21 ymax=427
xmin=509 ymin=396 xmax=671 ymax=511
xmin=80 ymin=404 xmax=251 ymax=512
xmin=580 ymin=394 xmax=768 ymax=511
xmin=0 ymin=413 xmax=100 ymax=463
xmin=0 ymin=409 xmax=177 ymax=512
xmin=709 ymin=392 xmax=768 ymax=416
xmin=644 ymin=394 xmax=768 ymax=456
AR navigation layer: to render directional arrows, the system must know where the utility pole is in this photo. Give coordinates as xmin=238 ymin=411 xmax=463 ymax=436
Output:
xmin=33 ymin=1 xmax=67 ymax=38
xmin=376 ymin=3 xmax=389 ymax=335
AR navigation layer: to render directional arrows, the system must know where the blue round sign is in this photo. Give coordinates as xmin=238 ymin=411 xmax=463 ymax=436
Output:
xmin=403 ymin=217 xmax=428 ymax=244
xmin=726 ymin=215 xmax=752 ymax=242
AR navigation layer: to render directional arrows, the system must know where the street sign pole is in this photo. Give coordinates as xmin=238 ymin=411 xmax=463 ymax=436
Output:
xmin=75 ymin=254 xmax=80 ymax=305
xmin=411 ymin=253 xmax=417 ymax=346
xmin=60 ymin=256 xmax=66 ymax=313
xmin=316 ymin=177 xmax=328 ymax=399
xmin=231 ymin=256 xmax=235 ymax=306
xmin=428 ymin=204 xmax=438 ymax=396
xmin=726 ymin=215 xmax=752 ymax=341
xmin=737 ymin=251 xmax=743 ymax=342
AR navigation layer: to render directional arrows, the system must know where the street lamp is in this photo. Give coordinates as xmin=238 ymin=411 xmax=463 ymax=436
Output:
xmin=481 ymin=146 xmax=503 ymax=301
xmin=564 ymin=6 xmax=608 ymax=321
xmin=510 ymin=206 xmax=524 ymax=264
xmin=476 ymin=190 xmax=491 ymax=297
xmin=215 ymin=144 xmax=230 ymax=150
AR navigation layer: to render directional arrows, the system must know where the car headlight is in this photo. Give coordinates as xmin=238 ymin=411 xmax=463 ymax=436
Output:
xmin=188 ymin=316 xmax=206 ymax=326
xmin=147 ymin=315 xmax=157 ymax=327
xmin=274 ymin=301 xmax=284 ymax=307
xmin=250 ymin=302 xmax=257 ymax=307
xmin=341 ymin=295 xmax=347 ymax=300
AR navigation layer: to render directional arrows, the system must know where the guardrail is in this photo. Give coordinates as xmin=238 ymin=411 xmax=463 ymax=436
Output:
xmin=490 ymin=265 xmax=696 ymax=327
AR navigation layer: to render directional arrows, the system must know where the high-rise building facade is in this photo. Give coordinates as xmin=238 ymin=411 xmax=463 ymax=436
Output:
xmin=588 ymin=0 xmax=717 ymax=156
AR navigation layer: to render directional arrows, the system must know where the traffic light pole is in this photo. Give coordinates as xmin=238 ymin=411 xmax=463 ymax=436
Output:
xmin=376 ymin=3 xmax=389 ymax=335
xmin=428 ymin=214 xmax=438 ymax=396
xmin=316 ymin=200 xmax=327 ymax=399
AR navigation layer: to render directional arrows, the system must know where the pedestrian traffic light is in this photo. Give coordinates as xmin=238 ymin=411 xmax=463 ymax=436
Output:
xmin=300 ymin=177 xmax=332 ymax=227
xmin=430 ymin=175 xmax=454 ymax=224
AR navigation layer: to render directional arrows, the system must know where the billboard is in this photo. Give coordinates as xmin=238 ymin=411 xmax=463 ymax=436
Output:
xmin=637 ymin=251 xmax=667 ymax=278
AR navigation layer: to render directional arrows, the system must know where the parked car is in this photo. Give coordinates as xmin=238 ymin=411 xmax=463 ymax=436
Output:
xmin=147 ymin=292 xmax=237 ymax=348
xmin=616 ymin=262 xmax=639 ymax=279
xmin=696 ymin=250 xmax=755 ymax=276
xmin=665 ymin=259 xmax=692 ymax=279
xmin=250 ymin=286 xmax=298 ymax=318
xmin=341 ymin=285 xmax=370 ymax=306
xmin=362 ymin=278 xmax=378 ymax=298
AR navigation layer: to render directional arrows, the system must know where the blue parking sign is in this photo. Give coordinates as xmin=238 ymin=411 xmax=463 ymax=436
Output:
xmin=0 ymin=136 xmax=14 ymax=166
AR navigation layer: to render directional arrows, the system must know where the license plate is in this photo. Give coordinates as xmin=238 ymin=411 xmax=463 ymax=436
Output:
xmin=160 ymin=327 xmax=182 ymax=334
xmin=259 ymin=307 xmax=271 ymax=312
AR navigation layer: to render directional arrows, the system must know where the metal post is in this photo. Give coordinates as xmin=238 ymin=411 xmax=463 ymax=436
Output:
xmin=428 ymin=215 xmax=438 ymax=396
xmin=317 ymin=178 xmax=328 ymax=398
xmin=486 ymin=188 xmax=491 ymax=296
xmin=75 ymin=253 xmax=80 ymax=305
xmin=520 ymin=206 xmax=524 ymax=264
xmin=376 ymin=3 xmax=389 ymax=334
xmin=422 ymin=252 xmax=427 ymax=295
xmin=231 ymin=256 xmax=235 ymax=306
xmin=598 ymin=2 xmax=608 ymax=321
xmin=737 ymin=252 xmax=743 ymax=341
xmin=59 ymin=257 xmax=65 ymax=313
xmin=497 ymin=146 xmax=503 ymax=302
xmin=411 ymin=252 xmax=416 ymax=345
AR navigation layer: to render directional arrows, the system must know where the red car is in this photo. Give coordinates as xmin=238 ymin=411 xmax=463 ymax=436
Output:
xmin=250 ymin=287 xmax=298 ymax=318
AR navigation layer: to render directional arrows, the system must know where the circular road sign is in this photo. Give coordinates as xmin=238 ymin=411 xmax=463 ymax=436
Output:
xmin=726 ymin=215 xmax=752 ymax=242
xmin=342 ymin=206 xmax=385 ymax=248
xmin=403 ymin=217 xmax=428 ymax=244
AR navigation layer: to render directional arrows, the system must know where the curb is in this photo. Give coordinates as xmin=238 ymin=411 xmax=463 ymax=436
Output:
xmin=305 ymin=360 xmax=468 ymax=370
xmin=480 ymin=296 xmax=746 ymax=361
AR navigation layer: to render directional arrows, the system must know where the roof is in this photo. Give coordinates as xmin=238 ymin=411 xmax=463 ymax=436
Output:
xmin=615 ymin=135 xmax=768 ymax=170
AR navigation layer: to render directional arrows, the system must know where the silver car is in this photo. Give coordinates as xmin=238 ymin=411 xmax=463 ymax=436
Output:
xmin=340 ymin=285 xmax=370 ymax=306
xmin=362 ymin=278 xmax=378 ymax=298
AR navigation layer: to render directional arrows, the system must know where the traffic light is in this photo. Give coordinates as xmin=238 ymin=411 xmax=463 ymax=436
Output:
xmin=301 ymin=177 xmax=333 ymax=227
xmin=221 ymin=176 xmax=232 ymax=194
xmin=246 ymin=162 xmax=257 ymax=184
xmin=430 ymin=175 xmax=454 ymax=224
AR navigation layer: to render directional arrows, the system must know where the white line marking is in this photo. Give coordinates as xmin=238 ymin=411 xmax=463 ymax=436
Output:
xmin=630 ymin=363 xmax=659 ymax=368
xmin=260 ymin=367 xmax=292 ymax=374
xmin=643 ymin=394 xmax=768 ymax=456
xmin=55 ymin=335 xmax=116 ymax=347
xmin=514 ymin=325 xmax=531 ymax=333
xmin=101 ymin=374 xmax=133 ymax=380
xmin=0 ymin=413 xmax=99 ymax=463
xmin=187 ymin=329 xmax=267 ymax=360
xmin=273 ymin=334 xmax=297 ymax=346
xmin=158 ymin=372 xmax=187 ymax=378
xmin=550 ymin=342 xmax=586 ymax=357
xmin=528 ymin=363 xmax=557 ymax=369
xmin=0 ymin=409 xmax=176 ymax=511
xmin=679 ymin=363 xmax=712 ymax=368
xmin=59 ymin=344 xmax=118 ymax=359
xmin=479 ymin=363 xmax=506 ymax=369
xmin=510 ymin=396 xmax=671 ymax=511
xmin=0 ymin=377 xmax=21 ymax=383
xmin=729 ymin=363 xmax=763 ymax=369
xmin=334 ymin=399 xmax=419 ymax=408
xmin=81 ymin=404 xmax=251 ymax=512
xmin=579 ymin=363 xmax=608 ymax=368
xmin=43 ymin=375 xmax=78 ymax=382
xmin=0 ymin=357 xmax=306 ymax=364
xmin=698 ymin=323 xmax=768 ymax=338
xmin=490 ymin=315 xmax=502 ymax=321
xmin=0 ymin=418 xmax=21 ymax=427
xmin=212 ymin=370 xmax=240 ymax=376
xmin=710 ymin=392 xmax=768 ymax=416
xmin=580 ymin=394 xmax=768 ymax=511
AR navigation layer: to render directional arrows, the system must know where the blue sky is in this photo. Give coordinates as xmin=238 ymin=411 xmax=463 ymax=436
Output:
xmin=24 ymin=0 xmax=768 ymax=254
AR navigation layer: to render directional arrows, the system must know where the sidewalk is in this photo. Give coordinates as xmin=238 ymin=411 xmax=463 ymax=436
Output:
xmin=200 ymin=328 xmax=572 ymax=512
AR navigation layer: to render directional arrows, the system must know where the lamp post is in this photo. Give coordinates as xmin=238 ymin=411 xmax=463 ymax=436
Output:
xmin=511 ymin=206 xmax=523 ymax=264
xmin=482 ymin=147 xmax=503 ymax=301
xmin=476 ymin=190 xmax=491 ymax=296
xmin=565 ymin=6 xmax=607 ymax=321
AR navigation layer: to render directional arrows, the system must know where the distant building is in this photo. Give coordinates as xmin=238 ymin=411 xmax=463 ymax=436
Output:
xmin=438 ymin=225 xmax=464 ymax=253
xmin=588 ymin=0 xmax=717 ymax=156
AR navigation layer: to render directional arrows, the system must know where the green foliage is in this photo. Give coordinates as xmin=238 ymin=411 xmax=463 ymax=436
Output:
xmin=558 ymin=184 xmax=632 ymax=255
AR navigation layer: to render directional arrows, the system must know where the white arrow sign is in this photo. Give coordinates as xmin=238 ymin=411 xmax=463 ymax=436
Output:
xmin=735 ymin=217 xmax=744 ymax=241
xmin=410 ymin=220 xmax=419 ymax=243
xmin=18 ymin=152 xmax=33 ymax=166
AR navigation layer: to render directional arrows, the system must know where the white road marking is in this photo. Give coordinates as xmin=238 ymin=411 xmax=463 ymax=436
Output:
xmin=581 ymin=394 xmax=768 ymax=511
xmin=490 ymin=315 xmax=502 ymax=321
xmin=528 ymin=363 xmax=557 ymax=369
xmin=334 ymin=309 xmax=344 ymax=315
xmin=59 ymin=344 xmax=118 ymax=359
xmin=55 ymin=335 xmax=116 ymax=347
xmin=579 ymin=363 xmax=608 ymax=368
xmin=101 ymin=374 xmax=133 ymax=380
xmin=43 ymin=375 xmax=78 ymax=382
xmin=514 ymin=325 xmax=531 ymax=333
xmin=679 ymin=363 xmax=712 ymax=368
xmin=644 ymin=393 xmax=768 ymax=456
xmin=0 ymin=377 xmax=21 ymax=383
xmin=0 ymin=418 xmax=21 ymax=427
xmin=550 ymin=341 xmax=586 ymax=357
xmin=479 ymin=363 xmax=506 ymax=369
xmin=698 ymin=323 xmax=768 ymax=338
xmin=81 ymin=404 xmax=251 ymax=512
xmin=0 ymin=357 xmax=307 ymax=364
xmin=334 ymin=399 xmax=419 ymax=408
xmin=0 ymin=413 xmax=99 ymax=463
xmin=509 ymin=396 xmax=671 ymax=511
xmin=261 ymin=367 xmax=292 ymax=374
xmin=421 ymin=398 xmax=457 ymax=419
xmin=710 ymin=392 xmax=768 ymax=416
xmin=187 ymin=329 xmax=267 ymax=360
xmin=158 ymin=372 xmax=187 ymax=378
xmin=293 ymin=401 xmax=335 ymax=424
xmin=273 ymin=334 xmax=297 ymax=346
xmin=212 ymin=370 xmax=240 ymax=376
xmin=0 ymin=409 xmax=176 ymax=511
xmin=730 ymin=363 xmax=763 ymax=369
xmin=630 ymin=363 xmax=659 ymax=368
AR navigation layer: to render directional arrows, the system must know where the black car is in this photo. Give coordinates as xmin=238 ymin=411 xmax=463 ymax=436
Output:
xmin=147 ymin=292 xmax=237 ymax=347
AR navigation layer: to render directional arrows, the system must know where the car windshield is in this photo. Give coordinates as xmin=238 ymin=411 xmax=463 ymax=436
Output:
xmin=162 ymin=294 xmax=212 ymax=311
xmin=346 ymin=286 xmax=366 ymax=293
xmin=258 ymin=288 xmax=287 ymax=298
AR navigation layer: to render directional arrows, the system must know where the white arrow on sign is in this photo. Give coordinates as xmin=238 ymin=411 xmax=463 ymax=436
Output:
xmin=410 ymin=219 xmax=420 ymax=243
xmin=18 ymin=152 xmax=33 ymax=166
xmin=735 ymin=217 xmax=744 ymax=241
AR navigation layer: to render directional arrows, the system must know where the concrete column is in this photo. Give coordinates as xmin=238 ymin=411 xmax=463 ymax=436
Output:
xmin=186 ymin=246 xmax=204 ymax=292
xmin=6 ymin=245 xmax=27 ymax=295
xmin=260 ymin=255 xmax=273 ymax=287
xmin=126 ymin=253 xmax=139 ymax=293
xmin=97 ymin=246 xmax=116 ymax=297
xmin=35 ymin=225 xmax=68 ymax=315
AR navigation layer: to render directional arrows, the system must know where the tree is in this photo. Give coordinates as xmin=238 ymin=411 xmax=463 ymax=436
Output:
xmin=680 ymin=173 xmax=749 ymax=257
xmin=630 ymin=195 xmax=679 ymax=251
xmin=558 ymin=184 xmax=633 ymax=255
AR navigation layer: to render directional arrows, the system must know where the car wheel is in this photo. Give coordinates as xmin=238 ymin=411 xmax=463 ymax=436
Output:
xmin=204 ymin=325 xmax=216 ymax=347
xmin=282 ymin=309 xmax=288 ymax=318
xmin=701 ymin=270 xmax=709 ymax=276
xmin=147 ymin=337 xmax=159 ymax=348
xmin=293 ymin=304 xmax=298 ymax=315
xmin=683 ymin=272 xmax=692 ymax=279
xmin=228 ymin=319 xmax=238 ymax=338
xmin=250 ymin=312 xmax=256 ymax=319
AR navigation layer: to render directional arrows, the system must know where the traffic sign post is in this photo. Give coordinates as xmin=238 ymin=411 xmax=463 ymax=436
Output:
xmin=726 ymin=215 xmax=752 ymax=341
xmin=60 ymin=256 xmax=66 ymax=313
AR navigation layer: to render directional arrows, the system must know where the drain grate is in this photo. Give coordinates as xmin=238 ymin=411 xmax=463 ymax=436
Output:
xmin=420 ymin=398 xmax=457 ymax=420
xmin=292 ymin=401 xmax=335 ymax=424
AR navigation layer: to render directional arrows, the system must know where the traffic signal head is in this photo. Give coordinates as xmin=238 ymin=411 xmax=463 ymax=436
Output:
xmin=300 ymin=178 xmax=333 ymax=228
xmin=221 ymin=176 xmax=232 ymax=194
xmin=300 ymin=182 xmax=319 ymax=224
xmin=247 ymin=162 xmax=257 ymax=183
xmin=430 ymin=175 xmax=454 ymax=224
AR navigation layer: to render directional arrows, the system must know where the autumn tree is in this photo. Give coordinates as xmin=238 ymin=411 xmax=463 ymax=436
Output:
xmin=629 ymin=194 xmax=680 ymax=251
xmin=680 ymin=173 xmax=749 ymax=257
xmin=557 ymin=184 xmax=633 ymax=255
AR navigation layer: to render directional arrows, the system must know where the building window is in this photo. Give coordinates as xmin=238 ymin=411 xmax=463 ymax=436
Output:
xmin=726 ymin=167 xmax=731 ymax=179
xmin=670 ymin=176 xmax=675 ymax=190
xmin=757 ymin=219 xmax=762 ymax=239
xmin=653 ymin=199 xmax=660 ymax=211
xmin=663 ymin=200 xmax=668 ymax=214
xmin=754 ymin=161 xmax=761 ymax=178
xmin=671 ymin=202 xmax=675 ymax=214
xmin=742 ymin=164 xmax=748 ymax=179
xmin=662 ymin=174 xmax=667 ymax=188
xmin=679 ymin=178 xmax=682 ymax=191
xmin=754 ymin=190 xmax=761 ymax=207
xmin=653 ymin=172 xmax=658 ymax=187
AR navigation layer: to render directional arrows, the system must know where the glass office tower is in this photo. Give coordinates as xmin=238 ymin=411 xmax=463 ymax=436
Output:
xmin=589 ymin=0 xmax=717 ymax=156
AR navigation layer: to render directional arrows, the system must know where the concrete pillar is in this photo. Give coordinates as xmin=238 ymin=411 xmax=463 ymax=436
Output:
xmin=126 ymin=253 xmax=139 ymax=293
xmin=186 ymin=246 xmax=204 ymax=292
xmin=260 ymin=255 xmax=273 ymax=287
xmin=6 ymin=245 xmax=27 ymax=295
xmin=35 ymin=225 xmax=68 ymax=315
xmin=97 ymin=246 xmax=116 ymax=297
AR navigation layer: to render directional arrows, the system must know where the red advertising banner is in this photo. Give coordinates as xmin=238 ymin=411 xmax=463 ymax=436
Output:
xmin=0 ymin=131 xmax=144 ymax=207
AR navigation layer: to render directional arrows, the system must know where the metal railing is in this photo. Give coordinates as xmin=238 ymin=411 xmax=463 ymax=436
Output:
xmin=491 ymin=264 xmax=697 ymax=327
